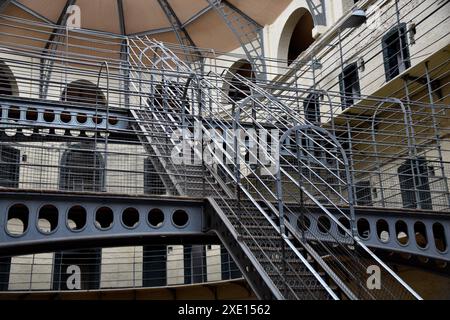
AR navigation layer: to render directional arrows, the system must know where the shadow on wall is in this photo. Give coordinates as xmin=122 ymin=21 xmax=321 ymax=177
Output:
xmin=0 ymin=60 xmax=19 ymax=96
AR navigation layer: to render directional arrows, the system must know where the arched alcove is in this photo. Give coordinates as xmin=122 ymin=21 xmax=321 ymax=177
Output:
xmin=224 ymin=59 xmax=255 ymax=103
xmin=61 ymin=80 xmax=106 ymax=105
xmin=278 ymin=8 xmax=315 ymax=66
xmin=59 ymin=143 xmax=105 ymax=192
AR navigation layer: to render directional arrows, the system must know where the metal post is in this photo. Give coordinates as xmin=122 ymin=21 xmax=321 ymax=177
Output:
xmin=370 ymin=111 xmax=386 ymax=208
xmin=394 ymin=0 xmax=406 ymax=71
xmin=233 ymin=102 xmax=241 ymax=198
xmin=295 ymin=128 xmax=306 ymax=242
xmin=97 ymin=62 xmax=110 ymax=192
xmin=424 ymin=62 xmax=450 ymax=207
xmin=402 ymin=79 xmax=423 ymax=209
xmin=198 ymin=79 xmax=207 ymax=196
xmin=338 ymin=31 xmax=346 ymax=110
xmin=343 ymin=119 xmax=357 ymax=236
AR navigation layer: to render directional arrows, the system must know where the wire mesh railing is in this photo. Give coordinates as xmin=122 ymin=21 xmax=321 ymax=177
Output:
xmin=0 ymin=245 xmax=241 ymax=292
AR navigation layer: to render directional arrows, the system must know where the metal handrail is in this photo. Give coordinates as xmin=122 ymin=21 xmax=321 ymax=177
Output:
xmin=126 ymin=37 xmax=422 ymax=300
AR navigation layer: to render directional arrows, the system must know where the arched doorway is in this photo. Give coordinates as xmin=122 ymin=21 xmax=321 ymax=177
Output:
xmin=278 ymin=8 xmax=315 ymax=66
xmin=61 ymin=80 xmax=106 ymax=105
xmin=225 ymin=59 xmax=256 ymax=103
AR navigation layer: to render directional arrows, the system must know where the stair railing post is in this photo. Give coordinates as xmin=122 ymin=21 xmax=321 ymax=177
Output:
xmin=97 ymin=61 xmax=110 ymax=192
xmin=233 ymin=99 xmax=245 ymax=239
xmin=197 ymin=78 xmax=206 ymax=196
xmin=276 ymin=140 xmax=286 ymax=237
xmin=276 ymin=130 xmax=288 ymax=297
xmin=233 ymin=101 xmax=241 ymax=200
xmin=295 ymin=128 xmax=306 ymax=242
xmin=424 ymin=62 xmax=450 ymax=208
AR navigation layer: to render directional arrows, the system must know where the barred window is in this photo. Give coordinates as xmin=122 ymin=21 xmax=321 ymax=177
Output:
xmin=382 ymin=24 xmax=411 ymax=81
xmin=339 ymin=63 xmax=361 ymax=109
xmin=0 ymin=145 xmax=20 ymax=188
xmin=355 ymin=181 xmax=373 ymax=206
xmin=398 ymin=158 xmax=432 ymax=210
xmin=304 ymin=93 xmax=321 ymax=124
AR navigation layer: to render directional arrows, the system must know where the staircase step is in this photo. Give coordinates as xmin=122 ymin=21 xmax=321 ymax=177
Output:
xmin=240 ymin=233 xmax=286 ymax=239
xmin=267 ymin=270 xmax=325 ymax=278
xmin=234 ymin=225 xmax=277 ymax=230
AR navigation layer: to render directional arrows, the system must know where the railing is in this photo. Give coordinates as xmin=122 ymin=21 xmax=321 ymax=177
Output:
xmin=0 ymin=246 xmax=241 ymax=292
xmin=126 ymin=38 xmax=421 ymax=299
xmin=0 ymin=0 xmax=448 ymax=211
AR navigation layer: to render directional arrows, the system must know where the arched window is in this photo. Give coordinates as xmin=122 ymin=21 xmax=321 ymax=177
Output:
xmin=59 ymin=144 xmax=105 ymax=192
xmin=61 ymin=80 xmax=106 ymax=105
xmin=0 ymin=60 xmax=19 ymax=96
xmin=304 ymin=93 xmax=321 ymax=124
xmin=0 ymin=58 xmax=19 ymax=195
xmin=226 ymin=60 xmax=255 ymax=103
xmin=278 ymin=8 xmax=315 ymax=66
xmin=339 ymin=63 xmax=361 ymax=108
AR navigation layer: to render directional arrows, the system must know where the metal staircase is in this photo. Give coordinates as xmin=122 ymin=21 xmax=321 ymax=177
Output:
xmin=208 ymin=197 xmax=335 ymax=299
xmin=124 ymin=37 xmax=421 ymax=300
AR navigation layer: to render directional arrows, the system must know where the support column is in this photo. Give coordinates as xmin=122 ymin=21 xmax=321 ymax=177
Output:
xmin=0 ymin=257 xmax=11 ymax=291
xmin=220 ymin=246 xmax=240 ymax=280
xmin=40 ymin=0 xmax=78 ymax=99
xmin=143 ymin=245 xmax=167 ymax=287
xmin=157 ymin=0 xmax=204 ymax=73
xmin=184 ymin=245 xmax=207 ymax=284
xmin=184 ymin=245 xmax=192 ymax=285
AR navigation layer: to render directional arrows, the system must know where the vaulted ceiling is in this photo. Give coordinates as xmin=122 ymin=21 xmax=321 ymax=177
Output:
xmin=0 ymin=0 xmax=292 ymax=53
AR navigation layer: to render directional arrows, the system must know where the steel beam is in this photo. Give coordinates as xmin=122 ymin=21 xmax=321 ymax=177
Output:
xmin=10 ymin=0 xmax=53 ymax=24
xmin=0 ymin=192 xmax=207 ymax=256
xmin=306 ymin=0 xmax=327 ymax=26
xmin=0 ymin=0 xmax=11 ymax=13
xmin=284 ymin=205 xmax=450 ymax=262
xmin=157 ymin=0 xmax=203 ymax=73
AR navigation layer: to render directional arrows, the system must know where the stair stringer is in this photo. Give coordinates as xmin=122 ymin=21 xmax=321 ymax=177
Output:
xmin=206 ymin=197 xmax=339 ymax=300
